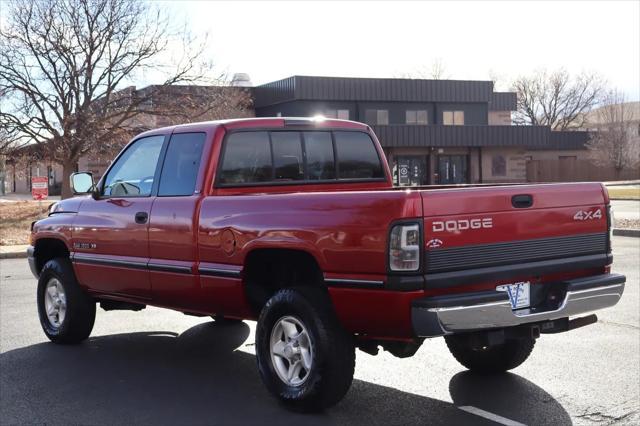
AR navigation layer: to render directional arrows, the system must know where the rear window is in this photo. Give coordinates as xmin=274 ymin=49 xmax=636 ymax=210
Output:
xmin=271 ymin=132 xmax=304 ymax=181
xmin=218 ymin=132 xmax=272 ymax=184
xmin=334 ymin=131 xmax=384 ymax=179
xmin=304 ymin=132 xmax=335 ymax=180
xmin=217 ymin=130 xmax=384 ymax=186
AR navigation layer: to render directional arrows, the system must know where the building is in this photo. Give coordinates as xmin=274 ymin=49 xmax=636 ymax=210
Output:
xmin=7 ymin=75 xmax=638 ymax=195
xmin=253 ymin=76 xmax=594 ymax=186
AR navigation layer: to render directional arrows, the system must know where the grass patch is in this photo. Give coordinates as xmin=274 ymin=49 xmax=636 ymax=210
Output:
xmin=0 ymin=201 xmax=52 ymax=246
xmin=607 ymin=187 xmax=640 ymax=200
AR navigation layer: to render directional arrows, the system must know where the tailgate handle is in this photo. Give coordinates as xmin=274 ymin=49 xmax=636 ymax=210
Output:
xmin=512 ymin=194 xmax=533 ymax=208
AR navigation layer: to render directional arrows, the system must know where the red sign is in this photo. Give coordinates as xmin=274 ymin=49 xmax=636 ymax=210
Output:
xmin=31 ymin=176 xmax=49 ymax=200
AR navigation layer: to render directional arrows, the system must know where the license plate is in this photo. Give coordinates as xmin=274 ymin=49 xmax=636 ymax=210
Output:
xmin=496 ymin=281 xmax=531 ymax=309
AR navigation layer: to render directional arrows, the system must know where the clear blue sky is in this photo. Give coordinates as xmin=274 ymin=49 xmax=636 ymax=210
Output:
xmin=163 ymin=0 xmax=640 ymax=99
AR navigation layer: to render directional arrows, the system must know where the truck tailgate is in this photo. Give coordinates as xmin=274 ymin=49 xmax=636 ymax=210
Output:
xmin=420 ymin=183 xmax=610 ymax=276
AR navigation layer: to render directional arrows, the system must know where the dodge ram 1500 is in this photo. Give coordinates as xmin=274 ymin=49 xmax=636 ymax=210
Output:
xmin=28 ymin=117 xmax=626 ymax=411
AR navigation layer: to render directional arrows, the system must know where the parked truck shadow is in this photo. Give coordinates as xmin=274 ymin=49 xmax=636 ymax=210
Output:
xmin=0 ymin=321 xmax=569 ymax=425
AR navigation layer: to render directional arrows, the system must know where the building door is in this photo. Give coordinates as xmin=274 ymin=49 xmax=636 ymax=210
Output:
xmin=395 ymin=155 xmax=428 ymax=186
xmin=526 ymin=159 xmax=540 ymax=182
xmin=438 ymin=155 xmax=468 ymax=184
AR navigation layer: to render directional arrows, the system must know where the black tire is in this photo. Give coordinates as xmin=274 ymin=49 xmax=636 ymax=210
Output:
xmin=37 ymin=258 xmax=96 ymax=344
xmin=445 ymin=334 xmax=535 ymax=373
xmin=255 ymin=287 xmax=355 ymax=412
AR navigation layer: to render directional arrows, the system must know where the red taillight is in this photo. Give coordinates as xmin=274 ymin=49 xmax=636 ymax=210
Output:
xmin=389 ymin=223 xmax=421 ymax=271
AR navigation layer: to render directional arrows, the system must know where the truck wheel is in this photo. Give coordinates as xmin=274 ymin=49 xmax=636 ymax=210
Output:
xmin=255 ymin=287 xmax=355 ymax=412
xmin=445 ymin=334 xmax=535 ymax=373
xmin=37 ymin=258 xmax=96 ymax=344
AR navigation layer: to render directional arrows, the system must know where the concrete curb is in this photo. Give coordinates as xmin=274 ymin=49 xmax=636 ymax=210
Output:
xmin=0 ymin=250 xmax=28 ymax=260
xmin=613 ymin=228 xmax=640 ymax=238
xmin=610 ymin=198 xmax=640 ymax=201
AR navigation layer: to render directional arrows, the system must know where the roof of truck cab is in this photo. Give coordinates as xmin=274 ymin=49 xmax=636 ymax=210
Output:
xmin=133 ymin=117 xmax=369 ymax=139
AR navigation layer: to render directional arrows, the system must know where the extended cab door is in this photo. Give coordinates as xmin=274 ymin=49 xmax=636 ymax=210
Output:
xmin=147 ymin=132 xmax=208 ymax=310
xmin=72 ymin=134 xmax=166 ymax=299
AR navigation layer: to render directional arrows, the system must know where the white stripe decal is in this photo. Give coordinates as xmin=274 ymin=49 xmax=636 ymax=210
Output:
xmin=458 ymin=406 xmax=526 ymax=426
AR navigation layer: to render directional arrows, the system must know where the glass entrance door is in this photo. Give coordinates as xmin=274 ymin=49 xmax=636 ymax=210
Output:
xmin=438 ymin=155 xmax=468 ymax=184
xmin=395 ymin=155 xmax=428 ymax=186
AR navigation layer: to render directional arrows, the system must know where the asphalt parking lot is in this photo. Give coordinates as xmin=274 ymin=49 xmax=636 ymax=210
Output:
xmin=1 ymin=236 xmax=638 ymax=425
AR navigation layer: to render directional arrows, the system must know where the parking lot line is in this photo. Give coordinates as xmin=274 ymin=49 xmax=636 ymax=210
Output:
xmin=458 ymin=406 xmax=526 ymax=426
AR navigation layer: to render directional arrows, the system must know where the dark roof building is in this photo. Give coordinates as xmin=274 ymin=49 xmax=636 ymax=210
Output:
xmin=253 ymin=75 xmax=591 ymax=185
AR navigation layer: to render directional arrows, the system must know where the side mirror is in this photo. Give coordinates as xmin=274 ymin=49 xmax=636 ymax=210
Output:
xmin=70 ymin=172 xmax=95 ymax=195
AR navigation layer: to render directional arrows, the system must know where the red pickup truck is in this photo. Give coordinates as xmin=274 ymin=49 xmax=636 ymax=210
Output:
xmin=28 ymin=117 xmax=625 ymax=411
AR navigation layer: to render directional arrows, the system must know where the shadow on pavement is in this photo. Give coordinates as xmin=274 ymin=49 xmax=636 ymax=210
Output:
xmin=0 ymin=321 xmax=569 ymax=425
xmin=449 ymin=371 xmax=572 ymax=425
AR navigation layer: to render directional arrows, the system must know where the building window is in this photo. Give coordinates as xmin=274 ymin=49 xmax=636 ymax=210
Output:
xmin=323 ymin=109 xmax=349 ymax=120
xmin=406 ymin=110 xmax=428 ymax=125
xmin=443 ymin=110 xmax=464 ymax=125
xmin=491 ymin=154 xmax=507 ymax=177
xmin=365 ymin=109 xmax=389 ymax=125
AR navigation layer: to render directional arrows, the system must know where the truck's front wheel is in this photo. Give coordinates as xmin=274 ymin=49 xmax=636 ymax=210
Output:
xmin=445 ymin=333 xmax=535 ymax=373
xmin=37 ymin=258 xmax=96 ymax=344
xmin=255 ymin=288 xmax=355 ymax=412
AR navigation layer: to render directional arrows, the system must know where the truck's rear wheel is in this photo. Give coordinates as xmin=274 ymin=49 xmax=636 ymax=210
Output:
xmin=37 ymin=258 xmax=96 ymax=344
xmin=445 ymin=334 xmax=535 ymax=373
xmin=255 ymin=288 xmax=355 ymax=412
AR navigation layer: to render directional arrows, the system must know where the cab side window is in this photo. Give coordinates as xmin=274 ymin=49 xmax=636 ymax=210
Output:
xmin=103 ymin=135 xmax=165 ymax=197
xmin=158 ymin=133 xmax=206 ymax=196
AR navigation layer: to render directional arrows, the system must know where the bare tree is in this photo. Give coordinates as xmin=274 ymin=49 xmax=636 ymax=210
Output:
xmin=0 ymin=0 xmax=251 ymax=198
xmin=396 ymin=58 xmax=451 ymax=80
xmin=586 ymin=90 xmax=640 ymax=178
xmin=511 ymin=69 xmax=605 ymax=130
xmin=429 ymin=58 xmax=449 ymax=80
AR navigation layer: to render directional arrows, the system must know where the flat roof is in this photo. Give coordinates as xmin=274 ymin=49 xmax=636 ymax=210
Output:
xmin=254 ymin=75 xmax=516 ymax=109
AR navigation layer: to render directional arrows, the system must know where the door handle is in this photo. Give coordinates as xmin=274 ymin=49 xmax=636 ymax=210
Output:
xmin=512 ymin=194 xmax=533 ymax=208
xmin=134 ymin=211 xmax=148 ymax=224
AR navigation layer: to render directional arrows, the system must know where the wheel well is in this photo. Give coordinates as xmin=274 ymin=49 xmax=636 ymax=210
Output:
xmin=244 ymin=249 xmax=325 ymax=315
xmin=34 ymin=238 xmax=70 ymax=274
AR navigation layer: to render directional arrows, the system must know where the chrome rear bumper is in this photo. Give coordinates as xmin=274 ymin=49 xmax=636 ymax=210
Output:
xmin=412 ymin=273 xmax=626 ymax=337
